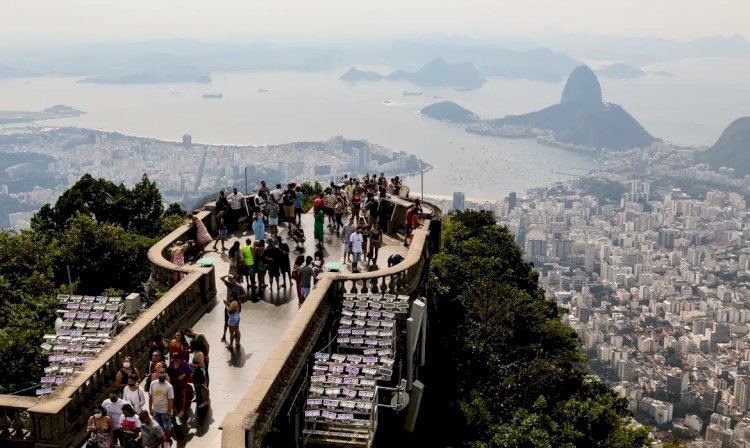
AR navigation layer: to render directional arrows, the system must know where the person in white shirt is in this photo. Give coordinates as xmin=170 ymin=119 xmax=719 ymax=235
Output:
xmin=350 ymin=227 xmax=364 ymax=273
xmin=122 ymin=373 xmax=145 ymax=413
xmin=102 ymin=390 xmax=128 ymax=447
xmin=271 ymin=183 xmax=285 ymax=223
xmin=226 ymin=187 xmax=244 ymax=232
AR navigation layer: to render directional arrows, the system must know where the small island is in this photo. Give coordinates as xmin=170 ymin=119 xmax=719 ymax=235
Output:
xmin=340 ymin=58 xmax=487 ymax=90
xmin=421 ymin=101 xmax=480 ymax=123
xmin=595 ymin=63 xmax=646 ymax=79
xmin=0 ymin=105 xmax=85 ymax=124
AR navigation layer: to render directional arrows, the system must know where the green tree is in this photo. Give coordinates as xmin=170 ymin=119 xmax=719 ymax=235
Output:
xmin=0 ymin=175 xmax=184 ymax=393
xmin=420 ymin=210 xmax=649 ymax=447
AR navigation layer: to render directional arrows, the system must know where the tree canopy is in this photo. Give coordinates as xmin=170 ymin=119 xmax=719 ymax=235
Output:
xmin=0 ymin=174 xmax=185 ymax=393
xmin=419 ymin=210 xmax=649 ymax=447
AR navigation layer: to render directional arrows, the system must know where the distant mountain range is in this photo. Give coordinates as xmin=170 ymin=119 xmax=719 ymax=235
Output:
xmin=420 ymin=101 xmax=480 ymax=123
xmin=595 ymin=63 xmax=646 ymax=79
xmin=340 ymin=58 xmax=486 ymax=90
xmin=464 ymin=65 xmax=660 ymax=150
xmin=698 ymin=117 xmax=750 ymax=175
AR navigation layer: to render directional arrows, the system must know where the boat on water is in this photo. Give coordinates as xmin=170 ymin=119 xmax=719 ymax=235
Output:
xmin=202 ymin=93 xmax=223 ymax=99
xmin=383 ymin=100 xmax=392 ymax=104
xmin=403 ymin=91 xmax=423 ymax=96
xmin=258 ymin=89 xmax=269 ymax=93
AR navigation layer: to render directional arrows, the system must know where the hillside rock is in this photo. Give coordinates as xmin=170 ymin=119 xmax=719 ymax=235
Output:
xmin=699 ymin=117 xmax=750 ymax=175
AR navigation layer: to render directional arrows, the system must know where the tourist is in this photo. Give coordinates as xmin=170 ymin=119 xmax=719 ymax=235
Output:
xmin=148 ymin=369 xmax=174 ymax=444
xmin=277 ymin=237 xmax=292 ymax=288
xmin=87 ymin=405 xmax=114 ymax=448
xmin=291 ymin=255 xmax=305 ymax=301
xmin=313 ymin=249 xmax=324 ymax=280
xmin=254 ymin=239 xmax=268 ymax=289
xmin=257 ymin=180 xmax=270 ymax=204
xmin=241 ymin=239 xmax=256 ymax=290
xmin=102 ymin=390 xmax=128 ymax=447
xmin=342 ymin=218 xmax=356 ymax=263
xmin=253 ymin=192 xmax=266 ymax=216
xmin=123 ymin=374 xmax=145 ymax=414
xmin=265 ymin=239 xmax=281 ymax=291
xmin=225 ymin=292 xmax=242 ymax=349
xmin=350 ymin=188 xmax=362 ymax=219
xmin=169 ymin=330 xmax=190 ymax=363
xmin=404 ymin=204 xmax=415 ymax=248
xmin=149 ymin=335 xmax=168 ymax=362
xmin=313 ymin=192 xmax=326 ymax=214
xmin=299 ymin=256 xmax=315 ymax=304
xmin=119 ymin=404 xmax=141 ymax=447
xmin=211 ymin=210 xmax=227 ymax=251
xmin=228 ymin=241 xmax=243 ymax=278
xmin=408 ymin=204 xmax=421 ymax=246
xmin=387 ymin=178 xmax=395 ymax=196
xmin=252 ymin=209 xmax=266 ymax=241
xmin=114 ymin=356 xmax=140 ymax=396
xmin=358 ymin=217 xmax=370 ymax=266
xmin=365 ymin=193 xmax=379 ymax=226
xmin=314 ymin=206 xmax=325 ymax=248
xmin=290 ymin=223 xmax=306 ymax=250
xmin=169 ymin=241 xmax=187 ymax=283
xmin=350 ymin=226 xmax=364 ymax=273
xmin=326 ymin=188 xmax=336 ymax=229
xmin=333 ymin=197 xmax=344 ymax=233
xmin=294 ymin=186 xmax=304 ymax=226
xmin=282 ymin=184 xmax=296 ymax=226
xmin=271 ymin=183 xmax=285 ymax=222
xmin=369 ymin=223 xmax=382 ymax=265
xmin=183 ymin=240 xmax=201 ymax=263
xmin=226 ymin=187 xmax=243 ymax=232
xmin=166 ymin=353 xmax=192 ymax=418
xmin=189 ymin=339 xmax=207 ymax=386
xmin=267 ymin=196 xmax=280 ymax=238
xmin=138 ymin=411 xmax=167 ymax=448
xmin=220 ymin=274 xmax=247 ymax=343
xmin=215 ymin=189 xmax=229 ymax=216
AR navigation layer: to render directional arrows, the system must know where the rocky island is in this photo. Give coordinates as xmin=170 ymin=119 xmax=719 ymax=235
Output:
xmin=469 ymin=65 xmax=659 ymax=150
xmin=0 ymin=105 xmax=85 ymax=124
xmin=340 ymin=58 xmax=487 ymax=90
xmin=595 ymin=63 xmax=646 ymax=79
xmin=420 ymin=101 xmax=480 ymax=123
xmin=698 ymin=117 xmax=750 ymax=175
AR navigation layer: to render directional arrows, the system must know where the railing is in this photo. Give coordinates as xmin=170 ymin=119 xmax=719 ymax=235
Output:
xmin=0 ymin=211 xmax=217 ymax=448
xmin=220 ymin=204 xmax=438 ymax=448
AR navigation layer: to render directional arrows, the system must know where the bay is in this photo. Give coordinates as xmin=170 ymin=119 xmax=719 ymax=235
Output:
xmin=0 ymin=57 xmax=745 ymax=200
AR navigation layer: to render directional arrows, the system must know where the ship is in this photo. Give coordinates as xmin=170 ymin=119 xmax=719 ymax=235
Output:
xmin=202 ymin=93 xmax=223 ymax=99
xmin=403 ymin=91 xmax=423 ymax=96
xmin=258 ymin=89 xmax=269 ymax=93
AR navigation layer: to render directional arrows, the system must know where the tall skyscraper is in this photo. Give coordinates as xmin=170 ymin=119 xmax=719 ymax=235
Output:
xmin=452 ymin=192 xmax=465 ymax=211
xmin=508 ymin=192 xmax=517 ymax=210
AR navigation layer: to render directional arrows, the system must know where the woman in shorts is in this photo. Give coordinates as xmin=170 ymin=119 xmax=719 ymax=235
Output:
xmin=267 ymin=197 xmax=280 ymax=238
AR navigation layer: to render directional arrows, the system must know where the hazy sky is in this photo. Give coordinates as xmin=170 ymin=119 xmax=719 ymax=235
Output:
xmin=2 ymin=0 xmax=748 ymax=43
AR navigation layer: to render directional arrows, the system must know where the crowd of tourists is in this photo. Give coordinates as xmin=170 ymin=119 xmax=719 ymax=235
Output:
xmin=87 ymin=173 xmax=422 ymax=447
xmin=85 ymin=329 xmax=210 ymax=447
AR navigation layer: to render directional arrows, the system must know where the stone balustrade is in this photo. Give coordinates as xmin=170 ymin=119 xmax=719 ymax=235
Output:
xmin=220 ymin=214 xmax=437 ymax=448
xmin=0 ymin=210 xmax=218 ymax=448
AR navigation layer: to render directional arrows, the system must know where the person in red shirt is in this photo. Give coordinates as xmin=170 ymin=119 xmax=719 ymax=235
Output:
xmin=313 ymin=193 xmax=326 ymax=214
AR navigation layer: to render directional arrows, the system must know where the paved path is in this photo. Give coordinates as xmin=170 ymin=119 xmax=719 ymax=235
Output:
xmin=175 ymin=214 xmax=407 ymax=447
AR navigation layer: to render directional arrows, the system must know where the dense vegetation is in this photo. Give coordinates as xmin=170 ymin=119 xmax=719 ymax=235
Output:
xmin=0 ymin=174 xmax=185 ymax=393
xmin=418 ymin=210 xmax=649 ymax=447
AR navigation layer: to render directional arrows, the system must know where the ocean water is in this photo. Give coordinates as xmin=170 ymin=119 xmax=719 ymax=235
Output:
xmin=0 ymin=57 xmax=746 ymax=200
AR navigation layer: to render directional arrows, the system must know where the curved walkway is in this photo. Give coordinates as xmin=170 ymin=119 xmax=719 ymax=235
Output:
xmin=178 ymin=215 xmax=407 ymax=447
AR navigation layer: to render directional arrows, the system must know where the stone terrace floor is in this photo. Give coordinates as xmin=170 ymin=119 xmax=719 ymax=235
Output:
xmin=174 ymin=214 xmax=408 ymax=447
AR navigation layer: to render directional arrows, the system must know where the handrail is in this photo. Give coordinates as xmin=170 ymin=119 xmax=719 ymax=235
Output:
xmin=220 ymin=215 xmax=435 ymax=447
